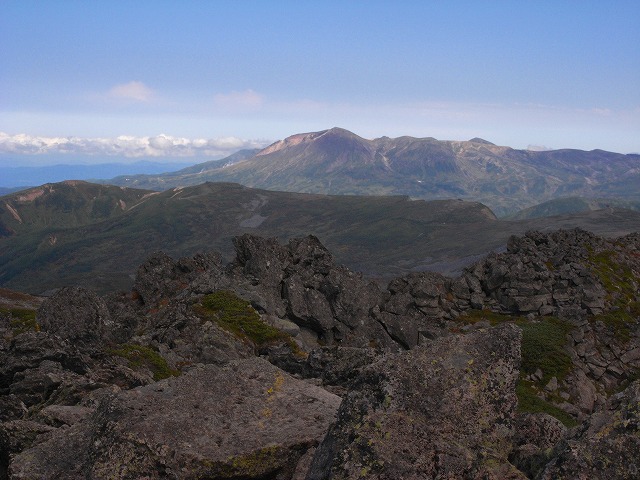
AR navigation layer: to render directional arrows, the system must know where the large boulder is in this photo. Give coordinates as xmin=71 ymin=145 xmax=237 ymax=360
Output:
xmin=9 ymin=358 xmax=341 ymax=479
xmin=37 ymin=287 xmax=113 ymax=346
xmin=306 ymin=324 xmax=525 ymax=479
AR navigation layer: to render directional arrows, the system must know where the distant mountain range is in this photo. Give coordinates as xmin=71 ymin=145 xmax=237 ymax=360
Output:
xmin=102 ymin=128 xmax=640 ymax=216
xmin=2 ymin=180 xmax=640 ymax=294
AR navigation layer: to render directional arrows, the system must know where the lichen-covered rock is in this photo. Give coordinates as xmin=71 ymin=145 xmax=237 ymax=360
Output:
xmin=509 ymin=413 xmax=567 ymax=478
xmin=0 ymin=332 xmax=86 ymax=393
xmin=461 ymin=228 xmax=639 ymax=319
xmin=307 ymin=324 xmax=525 ymax=479
xmin=37 ymin=286 xmax=113 ymax=346
xmin=147 ymin=299 xmax=254 ymax=367
xmin=540 ymin=380 xmax=640 ymax=479
xmin=10 ymin=358 xmax=341 ymax=479
xmin=377 ymin=271 xmax=455 ymax=348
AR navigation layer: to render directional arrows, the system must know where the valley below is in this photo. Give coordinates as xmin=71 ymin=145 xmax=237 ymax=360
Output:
xmin=1 ymin=180 xmax=640 ymax=295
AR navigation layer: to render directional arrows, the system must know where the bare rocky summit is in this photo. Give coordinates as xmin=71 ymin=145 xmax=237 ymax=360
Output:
xmin=1 ymin=228 xmax=639 ymax=479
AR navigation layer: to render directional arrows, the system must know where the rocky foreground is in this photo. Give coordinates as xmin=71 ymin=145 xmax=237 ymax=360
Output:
xmin=1 ymin=228 xmax=639 ymax=479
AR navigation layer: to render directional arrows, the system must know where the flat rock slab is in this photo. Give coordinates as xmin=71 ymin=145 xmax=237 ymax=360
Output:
xmin=10 ymin=358 xmax=341 ymax=479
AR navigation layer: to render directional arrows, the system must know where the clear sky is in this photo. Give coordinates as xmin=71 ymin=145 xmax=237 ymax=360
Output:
xmin=1 ymin=0 xmax=639 ymax=162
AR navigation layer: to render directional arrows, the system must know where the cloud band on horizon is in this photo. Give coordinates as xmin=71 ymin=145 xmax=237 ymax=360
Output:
xmin=0 ymin=132 xmax=270 ymax=158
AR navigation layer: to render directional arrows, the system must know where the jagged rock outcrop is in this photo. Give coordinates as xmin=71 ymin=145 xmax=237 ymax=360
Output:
xmin=375 ymin=271 xmax=458 ymax=348
xmin=540 ymin=380 xmax=640 ymax=479
xmin=509 ymin=413 xmax=567 ymax=478
xmin=133 ymin=251 xmax=223 ymax=310
xmin=1 ymin=228 xmax=639 ymax=479
xmin=307 ymin=324 xmax=524 ymax=479
xmin=9 ymin=358 xmax=341 ymax=479
xmin=460 ymin=229 xmax=638 ymax=318
xmin=228 ymin=234 xmax=396 ymax=350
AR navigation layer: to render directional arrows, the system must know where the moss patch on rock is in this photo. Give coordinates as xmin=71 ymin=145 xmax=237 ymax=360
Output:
xmin=516 ymin=380 xmax=578 ymax=427
xmin=1 ymin=307 xmax=40 ymax=335
xmin=587 ymin=249 xmax=639 ymax=342
xmin=457 ymin=309 xmax=576 ymax=426
xmin=517 ymin=316 xmax=573 ymax=385
xmin=196 ymin=290 xmax=303 ymax=355
xmin=108 ymin=344 xmax=179 ymax=381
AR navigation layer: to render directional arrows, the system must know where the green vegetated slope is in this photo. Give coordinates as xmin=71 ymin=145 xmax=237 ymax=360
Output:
xmin=506 ymin=196 xmax=640 ymax=220
xmin=0 ymin=180 xmax=154 ymax=235
xmin=0 ymin=181 xmax=493 ymax=293
xmin=2 ymin=180 xmax=640 ymax=294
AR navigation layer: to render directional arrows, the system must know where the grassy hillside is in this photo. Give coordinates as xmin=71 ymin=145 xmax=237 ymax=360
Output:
xmin=1 ymin=181 xmax=640 ymax=294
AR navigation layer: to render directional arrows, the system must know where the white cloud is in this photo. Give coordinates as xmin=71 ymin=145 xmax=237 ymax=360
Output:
xmin=0 ymin=132 xmax=269 ymax=158
xmin=526 ymin=145 xmax=552 ymax=151
xmin=213 ymin=89 xmax=264 ymax=108
xmin=108 ymin=81 xmax=155 ymax=102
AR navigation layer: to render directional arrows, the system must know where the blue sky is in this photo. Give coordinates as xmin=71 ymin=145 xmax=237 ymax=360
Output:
xmin=1 ymin=0 xmax=639 ymax=162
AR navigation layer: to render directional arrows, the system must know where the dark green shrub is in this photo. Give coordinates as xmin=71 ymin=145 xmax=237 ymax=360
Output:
xmin=517 ymin=316 xmax=573 ymax=385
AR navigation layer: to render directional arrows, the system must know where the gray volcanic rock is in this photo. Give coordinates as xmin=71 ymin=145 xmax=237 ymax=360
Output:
xmin=37 ymin=286 xmax=113 ymax=346
xmin=229 ymin=234 xmax=394 ymax=350
xmin=540 ymin=380 xmax=640 ymax=479
xmin=376 ymin=271 xmax=456 ymax=348
xmin=10 ymin=358 xmax=341 ymax=479
xmin=307 ymin=324 xmax=524 ymax=479
xmin=147 ymin=299 xmax=254 ymax=366
xmin=133 ymin=251 xmax=223 ymax=310
xmin=2 ymin=229 xmax=640 ymax=478
xmin=510 ymin=413 xmax=567 ymax=478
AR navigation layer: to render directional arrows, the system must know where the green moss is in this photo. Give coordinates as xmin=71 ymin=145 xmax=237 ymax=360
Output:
xmin=107 ymin=344 xmax=179 ymax=381
xmin=517 ymin=316 xmax=573 ymax=385
xmin=588 ymin=250 xmax=635 ymax=301
xmin=1 ymin=307 xmax=40 ymax=335
xmin=196 ymin=290 xmax=304 ymax=356
xmin=457 ymin=308 xmax=516 ymax=326
xmin=516 ymin=380 xmax=578 ymax=427
xmin=587 ymin=249 xmax=638 ymax=342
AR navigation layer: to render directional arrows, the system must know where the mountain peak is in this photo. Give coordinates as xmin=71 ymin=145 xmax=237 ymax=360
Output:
xmin=468 ymin=137 xmax=495 ymax=145
xmin=256 ymin=128 xmax=363 ymax=157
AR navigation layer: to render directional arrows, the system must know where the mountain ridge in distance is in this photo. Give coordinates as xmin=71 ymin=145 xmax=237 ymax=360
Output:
xmin=103 ymin=127 xmax=640 ymax=216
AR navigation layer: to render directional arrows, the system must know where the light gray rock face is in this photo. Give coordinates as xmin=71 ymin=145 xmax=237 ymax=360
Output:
xmin=540 ymin=380 xmax=640 ymax=480
xmin=307 ymin=324 xmax=525 ymax=480
xmin=10 ymin=358 xmax=341 ymax=480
